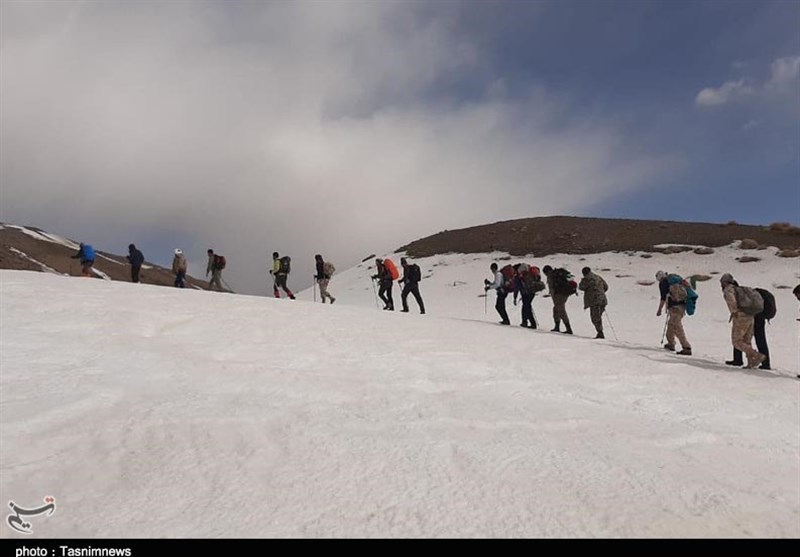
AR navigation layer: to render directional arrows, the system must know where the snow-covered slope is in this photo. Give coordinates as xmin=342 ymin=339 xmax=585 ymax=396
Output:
xmin=1 ymin=265 xmax=798 ymax=538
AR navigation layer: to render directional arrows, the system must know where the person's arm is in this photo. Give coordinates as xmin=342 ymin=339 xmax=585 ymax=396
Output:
xmin=657 ymin=280 xmax=668 ymax=316
xmin=723 ymin=286 xmax=738 ymax=316
xmin=578 ymin=277 xmax=589 ymax=291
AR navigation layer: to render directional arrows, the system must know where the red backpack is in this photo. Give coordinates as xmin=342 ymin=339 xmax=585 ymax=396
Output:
xmin=215 ymin=255 xmax=226 ymax=270
xmin=500 ymin=265 xmax=516 ymax=292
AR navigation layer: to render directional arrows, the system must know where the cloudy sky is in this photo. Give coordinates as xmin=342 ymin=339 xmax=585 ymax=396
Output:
xmin=1 ymin=0 xmax=798 ymax=295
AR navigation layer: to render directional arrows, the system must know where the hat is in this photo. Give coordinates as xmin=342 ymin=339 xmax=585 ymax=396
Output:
xmin=542 ymin=265 xmax=552 ymax=274
xmin=174 ymin=248 xmax=183 ymax=255
xmin=720 ymin=273 xmax=736 ymax=285
xmin=655 ymin=270 xmax=667 ymax=281
xmin=273 ymin=252 xmax=279 ymax=259
xmin=582 ymin=266 xmax=591 ymax=276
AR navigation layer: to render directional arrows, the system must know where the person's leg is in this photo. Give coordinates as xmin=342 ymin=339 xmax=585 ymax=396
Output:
xmin=412 ymin=284 xmax=425 ymax=313
xmin=753 ymin=315 xmax=770 ymax=368
xmin=590 ymin=305 xmax=604 ymax=337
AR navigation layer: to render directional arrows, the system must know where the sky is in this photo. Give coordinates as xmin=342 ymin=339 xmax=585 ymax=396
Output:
xmin=1 ymin=0 xmax=798 ymax=295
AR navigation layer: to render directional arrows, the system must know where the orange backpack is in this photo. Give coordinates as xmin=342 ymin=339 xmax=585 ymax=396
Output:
xmin=384 ymin=259 xmax=399 ymax=280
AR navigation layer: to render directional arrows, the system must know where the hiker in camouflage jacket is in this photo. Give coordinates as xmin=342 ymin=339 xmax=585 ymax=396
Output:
xmin=579 ymin=267 xmax=608 ymax=339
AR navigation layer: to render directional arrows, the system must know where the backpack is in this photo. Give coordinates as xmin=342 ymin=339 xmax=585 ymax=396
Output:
xmin=384 ymin=259 xmax=399 ymax=280
xmin=322 ymin=261 xmax=335 ymax=278
xmin=279 ymin=256 xmax=291 ymax=274
xmin=552 ymin=268 xmax=576 ymax=295
xmin=215 ymin=255 xmax=226 ymax=270
xmin=82 ymin=245 xmax=95 ymax=262
xmin=409 ymin=264 xmax=422 ymax=283
xmin=755 ymin=288 xmax=776 ymax=320
xmin=667 ymin=274 xmax=688 ymax=302
xmin=734 ymin=286 xmax=764 ymax=315
xmin=500 ymin=265 xmax=516 ymax=292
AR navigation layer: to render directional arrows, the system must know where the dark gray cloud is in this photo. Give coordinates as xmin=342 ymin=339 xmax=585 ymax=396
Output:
xmin=1 ymin=1 xmax=671 ymax=294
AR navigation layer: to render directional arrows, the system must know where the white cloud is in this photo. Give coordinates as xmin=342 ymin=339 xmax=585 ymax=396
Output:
xmin=695 ymin=79 xmax=754 ymax=106
xmin=766 ymin=55 xmax=800 ymax=89
xmin=696 ymin=54 xmax=800 ymax=108
xmin=0 ymin=1 xmax=673 ymax=294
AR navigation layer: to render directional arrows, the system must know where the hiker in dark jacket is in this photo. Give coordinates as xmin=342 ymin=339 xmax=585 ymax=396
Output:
xmin=399 ymin=257 xmax=425 ymax=314
xmin=70 ymin=242 xmax=95 ymax=277
xmin=127 ymin=244 xmax=144 ymax=283
xmin=485 ymin=263 xmax=510 ymax=325
xmin=542 ymin=265 xmax=573 ymax=334
xmin=314 ymin=254 xmax=336 ymax=304
xmin=371 ymin=258 xmax=394 ymax=310
xmin=514 ymin=263 xmax=545 ymax=328
xmin=656 ymin=270 xmax=692 ymax=355
xmin=206 ymin=249 xmax=224 ymax=292
xmin=270 ymin=252 xmax=295 ymax=299
xmin=579 ymin=267 xmax=608 ymax=339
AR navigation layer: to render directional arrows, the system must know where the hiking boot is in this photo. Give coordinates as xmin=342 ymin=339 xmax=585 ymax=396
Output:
xmin=290 ymin=296 xmax=296 ymax=300
xmin=758 ymin=364 xmax=771 ymax=370
xmin=725 ymin=360 xmax=743 ymax=367
xmin=664 ymin=344 xmax=675 ymax=352
xmin=746 ymin=353 xmax=767 ymax=369
xmin=551 ymin=327 xmax=560 ymax=332
xmin=676 ymin=348 xmax=692 ymax=356
xmin=595 ymin=332 xmax=604 ymax=339
xmin=420 ymin=310 xmax=425 ymax=315
xmin=563 ymin=328 xmax=573 ymax=335
xmin=401 ymin=309 xmax=409 ymax=313
xmin=330 ymin=298 xmax=336 ymax=304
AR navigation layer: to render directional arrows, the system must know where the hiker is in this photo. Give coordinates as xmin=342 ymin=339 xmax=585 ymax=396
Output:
xmin=314 ymin=254 xmax=336 ymax=304
xmin=514 ymin=263 xmax=545 ymax=328
xmin=399 ymin=257 xmax=425 ymax=314
xmin=206 ymin=249 xmax=225 ymax=291
xmin=726 ymin=285 xmax=774 ymax=370
xmin=484 ymin=262 xmax=510 ymax=325
xmin=371 ymin=258 xmax=395 ymax=310
xmin=656 ymin=270 xmax=692 ymax=355
xmin=542 ymin=265 xmax=575 ymax=334
xmin=795 ymin=285 xmax=800 ymax=322
xmin=127 ymin=244 xmax=144 ymax=283
xmin=172 ymin=248 xmax=187 ymax=288
xmin=270 ymin=252 xmax=295 ymax=299
xmin=579 ymin=266 xmax=609 ymax=339
xmin=70 ymin=242 xmax=95 ymax=277
xmin=719 ymin=273 xmax=768 ymax=369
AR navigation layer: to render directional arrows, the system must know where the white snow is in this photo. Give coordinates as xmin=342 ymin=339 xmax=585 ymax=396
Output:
xmin=1 ymin=247 xmax=799 ymax=538
xmin=7 ymin=247 xmax=64 ymax=275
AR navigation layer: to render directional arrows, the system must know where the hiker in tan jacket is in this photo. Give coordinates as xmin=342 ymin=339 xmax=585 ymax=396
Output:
xmin=172 ymin=249 xmax=188 ymax=288
xmin=720 ymin=273 xmax=767 ymax=369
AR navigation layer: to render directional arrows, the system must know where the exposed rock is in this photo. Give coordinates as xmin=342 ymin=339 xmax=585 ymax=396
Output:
xmin=692 ymin=274 xmax=712 ymax=282
xmin=736 ymin=256 xmax=761 ymax=263
xmin=640 ymin=253 xmax=653 ymax=259
xmin=693 ymin=247 xmax=715 ymax=255
xmin=738 ymin=239 xmax=759 ymax=249
xmin=636 ymin=280 xmax=655 ymax=286
xmin=777 ymin=249 xmax=800 ymax=258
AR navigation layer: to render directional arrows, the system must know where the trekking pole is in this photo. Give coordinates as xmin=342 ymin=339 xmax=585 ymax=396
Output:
xmin=313 ymin=276 xmax=317 ymax=302
xmin=220 ymin=278 xmax=235 ymax=294
xmin=604 ymin=309 xmax=619 ymax=341
xmin=532 ymin=305 xmax=538 ymax=328
xmin=660 ymin=313 xmax=668 ymax=345
xmin=371 ymin=278 xmax=380 ymax=309
xmin=484 ymin=290 xmax=488 ymax=314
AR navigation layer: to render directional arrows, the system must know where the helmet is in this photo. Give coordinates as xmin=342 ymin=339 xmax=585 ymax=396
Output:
xmin=174 ymin=248 xmax=183 ymax=255
xmin=655 ymin=270 xmax=667 ymax=281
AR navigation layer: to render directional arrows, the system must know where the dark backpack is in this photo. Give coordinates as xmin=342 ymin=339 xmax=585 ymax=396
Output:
xmin=279 ymin=256 xmax=291 ymax=274
xmin=409 ymin=264 xmax=422 ymax=282
xmin=755 ymin=288 xmax=776 ymax=320
xmin=215 ymin=255 xmax=226 ymax=270
xmin=552 ymin=268 xmax=576 ymax=295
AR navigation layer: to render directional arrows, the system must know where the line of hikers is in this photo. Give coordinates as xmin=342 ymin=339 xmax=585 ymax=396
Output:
xmin=482 ymin=260 xmax=780 ymax=370
xmin=70 ymin=241 xmax=793 ymax=371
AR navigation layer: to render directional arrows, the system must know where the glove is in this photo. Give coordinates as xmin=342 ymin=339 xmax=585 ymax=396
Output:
xmin=269 ymin=270 xmax=273 ymax=275
xmin=484 ymin=279 xmax=490 ymax=286
xmin=656 ymin=309 xmax=662 ymax=317
xmin=484 ymin=285 xmax=490 ymax=292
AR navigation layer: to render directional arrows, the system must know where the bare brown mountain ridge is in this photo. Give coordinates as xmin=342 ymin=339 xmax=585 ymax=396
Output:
xmin=397 ymin=216 xmax=800 ymax=259
xmin=0 ymin=224 xmax=213 ymax=289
